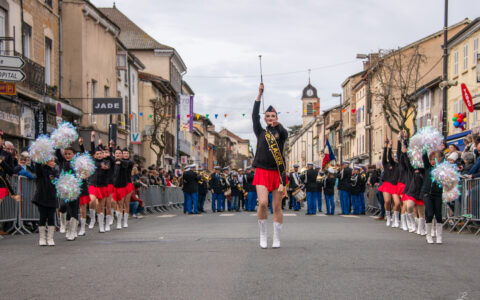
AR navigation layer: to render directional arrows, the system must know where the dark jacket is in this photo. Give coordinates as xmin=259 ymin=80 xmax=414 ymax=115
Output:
xmin=252 ymin=101 xmax=288 ymax=172
xmin=32 ymin=163 xmax=59 ymax=208
xmin=396 ymin=140 xmax=409 ymax=185
xmin=0 ymin=147 xmax=15 ymax=190
xmin=402 ymin=151 xmax=424 ymax=200
xmin=301 ymin=168 xmax=318 ymax=193
xmin=359 ymin=172 xmax=368 ymax=193
xmin=209 ymin=173 xmax=227 ymax=194
xmin=350 ymin=173 xmax=362 ymax=196
xmin=316 ymin=171 xmax=324 ymax=192
xmin=90 ymin=158 xmax=111 ymax=187
xmin=182 ymin=170 xmax=199 ymax=194
xmin=230 ymin=178 xmax=242 ymax=197
xmin=244 ymin=171 xmax=256 ymax=193
xmin=323 ymin=176 xmax=336 ymax=196
xmin=288 ymin=172 xmax=302 ymax=191
xmin=337 ymin=167 xmax=352 ymax=192
xmin=421 ymin=152 xmax=443 ymax=197
xmin=113 ymin=159 xmax=130 ymax=188
xmin=382 ymin=147 xmax=398 ymax=185
xmin=198 ymin=179 xmax=208 ymax=195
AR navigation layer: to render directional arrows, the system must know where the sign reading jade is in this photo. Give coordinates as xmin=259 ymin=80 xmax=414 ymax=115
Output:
xmin=92 ymin=98 xmax=123 ymax=115
xmin=461 ymin=83 xmax=474 ymax=113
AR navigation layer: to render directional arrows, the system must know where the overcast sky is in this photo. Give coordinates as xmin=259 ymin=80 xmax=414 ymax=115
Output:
xmin=93 ymin=0 xmax=479 ymax=148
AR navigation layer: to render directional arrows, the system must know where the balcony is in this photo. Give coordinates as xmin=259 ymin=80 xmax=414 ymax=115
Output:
xmin=16 ymin=54 xmax=46 ymax=96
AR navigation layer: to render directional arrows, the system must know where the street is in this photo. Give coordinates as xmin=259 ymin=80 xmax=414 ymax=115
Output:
xmin=1 ymin=205 xmax=479 ymax=300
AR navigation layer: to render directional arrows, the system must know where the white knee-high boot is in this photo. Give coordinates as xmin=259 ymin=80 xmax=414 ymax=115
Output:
xmin=78 ymin=218 xmax=86 ymax=236
xmin=272 ymin=222 xmax=282 ymax=248
xmin=431 ymin=219 xmax=436 ymax=237
xmin=116 ymin=211 xmax=123 ymax=230
xmin=47 ymin=226 xmax=55 ymax=246
xmin=258 ymin=220 xmax=267 ymax=249
xmin=401 ymin=214 xmax=408 ymax=231
xmin=38 ymin=226 xmax=47 ymax=246
xmin=392 ymin=211 xmax=400 ymax=228
xmin=386 ymin=211 xmax=392 ymax=227
xmin=105 ymin=214 xmax=111 ymax=232
xmin=436 ymin=223 xmax=443 ymax=244
xmin=98 ymin=213 xmax=105 ymax=233
xmin=408 ymin=213 xmax=417 ymax=233
xmin=418 ymin=218 xmax=426 ymax=235
xmin=123 ymin=212 xmax=129 ymax=228
xmin=59 ymin=212 xmax=67 ymax=233
xmin=425 ymin=223 xmax=434 ymax=244
xmin=88 ymin=209 xmax=96 ymax=229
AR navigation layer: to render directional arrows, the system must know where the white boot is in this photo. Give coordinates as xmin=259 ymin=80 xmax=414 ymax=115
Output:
xmin=431 ymin=219 xmax=436 ymax=237
xmin=419 ymin=218 xmax=426 ymax=236
xmin=38 ymin=226 xmax=47 ymax=246
xmin=272 ymin=222 xmax=282 ymax=248
xmin=66 ymin=219 xmax=75 ymax=241
xmin=392 ymin=211 xmax=400 ymax=228
xmin=425 ymin=223 xmax=434 ymax=244
xmin=436 ymin=224 xmax=443 ymax=244
xmin=408 ymin=213 xmax=417 ymax=233
xmin=123 ymin=213 xmax=129 ymax=228
xmin=72 ymin=219 xmax=78 ymax=238
xmin=116 ymin=211 xmax=123 ymax=230
xmin=386 ymin=211 xmax=392 ymax=227
xmin=59 ymin=212 xmax=67 ymax=233
xmin=109 ymin=212 xmax=114 ymax=226
xmin=98 ymin=213 xmax=105 ymax=233
xmin=416 ymin=218 xmax=421 ymax=235
xmin=401 ymin=214 xmax=408 ymax=231
xmin=78 ymin=218 xmax=86 ymax=236
xmin=47 ymin=226 xmax=55 ymax=246
xmin=258 ymin=220 xmax=267 ymax=249
xmin=88 ymin=209 xmax=96 ymax=229
xmin=105 ymin=215 xmax=111 ymax=232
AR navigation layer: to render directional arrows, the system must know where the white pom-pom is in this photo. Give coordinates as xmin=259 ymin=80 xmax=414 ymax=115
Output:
xmin=73 ymin=153 xmax=96 ymax=179
xmin=28 ymin=135 xmax=55 ymax=163
xmin=432 ymin=161 xmax=460 ymax=191
xmin=408 ymin=126 xmax=444 ymax=168
xmin=51 ymin=122 xmax=78 ymax=149
xmin=54 ymin=171 xmax=81 ymax=201
xmin=443 ymin=187 xmax=461 ymax=203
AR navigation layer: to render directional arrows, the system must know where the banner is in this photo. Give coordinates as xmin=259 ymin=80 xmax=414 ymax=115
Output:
xmin=461 ymin=83 xmax=474 ymax=113
xmin=92 ymin=98 xmax=123 ymax=115
xmin=179 ymin=94 xmax=194 ymax=132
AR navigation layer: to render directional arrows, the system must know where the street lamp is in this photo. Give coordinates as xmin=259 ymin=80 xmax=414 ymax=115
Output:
xmin=332 ymin=93 xmax=342 ymax=163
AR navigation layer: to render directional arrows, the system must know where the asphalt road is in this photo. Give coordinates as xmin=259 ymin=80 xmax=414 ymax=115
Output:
xmin=1 ymin=205 xmax=479 ymax=300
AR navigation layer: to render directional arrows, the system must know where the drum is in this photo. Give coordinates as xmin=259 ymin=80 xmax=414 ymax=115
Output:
xmin=224 ymin=188 xmax=232 ymax=197
xmin=292 ymin=187 xmax=306 ymax=203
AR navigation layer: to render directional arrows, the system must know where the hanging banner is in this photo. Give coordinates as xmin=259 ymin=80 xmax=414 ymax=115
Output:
xmin=92 ymin=98 xmax=123 ymax=115
xmin=461 ymin=83 xmax=474 ymax=113
xmin=179 ymin=94 xmax=194 ymax=132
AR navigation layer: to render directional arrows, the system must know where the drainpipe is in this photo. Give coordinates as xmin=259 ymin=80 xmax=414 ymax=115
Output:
xmin=20 ymin=0 xmax=24 ymax=55
xmin=58 ymin=0 xmax=63 ymax=99
xmin=127 ymin=58 xmax=132 ymax=150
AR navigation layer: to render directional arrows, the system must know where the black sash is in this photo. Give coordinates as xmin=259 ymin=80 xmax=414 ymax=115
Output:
xmin=264 ymin=129 xmax=285 ymax=185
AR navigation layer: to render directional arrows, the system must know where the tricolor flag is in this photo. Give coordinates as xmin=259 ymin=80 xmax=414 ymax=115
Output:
xmin=322 ymin=139 xmax=336 ymax=168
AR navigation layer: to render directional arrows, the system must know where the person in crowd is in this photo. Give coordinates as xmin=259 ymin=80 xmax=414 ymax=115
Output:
xmin=209 ymin=166 xmax=226 ymax=212
xmin=223 ymin=167 xmax=232 ymax=211
xmin=288 ymin=164 xmax=302 ymax=211
xmin=251 ymin=82 xmax=288 ymax=249
xmin=350 ymin=166 xmax=363 ymax=215
xmin=461 ymin=152 xmax=475 ymax=175
xmin=245 ymin=166 xmax=257 ymax=211
xmin=33 ymin=158 xmax=58 ymax=246
xmin=182 ymin=164 xmax=199 ymax=214
xmin=0 ymin=132 xmax=20 ymax=206
xmin=369 ymin=162 xmax=385 ymax=220
xmin=462 ymin=135 xmax=474 ymax=154
xmin=129 ymin=183 xmax=145 ymax=218
xmin=337 ymin=161 xmax=352 ymax=215
xmin=230 ymin=172 xmax=242 ymax=211
xmin=358 ymin=165 xmax=368 ymax=215
xmin=315 ymin=165 xmax=323 ymax=213
xmin=197 ymin=166 xmax=208 ymax=213
xmin=15 ymin=151 xmax=35 ymax=179
xmin=301 ymin=162 xmax=318 ymax=215
xmin=139 ymin=169 xmax=149 ymax=187
xmin=323 ymin=167 xmax=336 ymax=215
xmin=377 ymin=139 xmax=399 ymax=227
xmin=447 ymin=151 xmax=459 ymax=164
xmin=237 ymin=169 xmax=246 ymax=210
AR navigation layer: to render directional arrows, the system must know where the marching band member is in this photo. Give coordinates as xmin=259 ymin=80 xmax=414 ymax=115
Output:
xmin=230 ymin=172 xmax=242 ymax=211
xmin=359 ymin=165 xmax=368 ymax=215
xmin=238 ymin=169 xmax=246 ymax=210
xmin=288 ymin=164 xmax=302 ymax=211
xmin=324 ymin=168 xmax=336 ymax=215
xmin=183 ymin=164 xmax=199 ymax=214
xmin=89 ymin=146 xmax=111 ymax=233
xmin=315 ymin=165 xmax=324 ymax=213
xmin=377 ymin=139 xmax=397 ymax=227
xmin=302 ymin=162 xmax=318 ymax=215
xmin=223 ymin=167 xmax=232 ymax=211
xmin=245 ymin=166 xmax=257 ymax=211
xmin=121 ymin=148 xmax=135 ymax=228
xmin=209 ymin=166 xmax=226 ymax=212
xmin=337 ymin=161 xmax=352 ymax=215
xmin=197 ymin=166 xmax=208 ymax=213
xmin=252 ymin=83 xmax=288 ymax=249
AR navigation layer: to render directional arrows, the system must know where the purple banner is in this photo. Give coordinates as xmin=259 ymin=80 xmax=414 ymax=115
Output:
xmin=189 ymin=95 xmax=194 ymax=132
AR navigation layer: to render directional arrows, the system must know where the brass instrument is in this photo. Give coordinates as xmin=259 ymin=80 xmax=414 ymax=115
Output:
xmin=237 ymin=183 xmax=243 ymax=192
xmin=316 ymin=172 xmax=325 ymax=183
xmin=198 ymin=171 xmax=211 ymax=184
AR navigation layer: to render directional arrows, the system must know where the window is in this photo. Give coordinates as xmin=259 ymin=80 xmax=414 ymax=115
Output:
xmin=454 ymin=51 xmax=459 ymax=75
xmin=45 ymin=0 xmax=52 ymax=8
xmin=454 ymin=101 xmax=458 ymax=114
xmin=131 ymin=73 xmax=135 ymax=94
xmin=306 ymin=103 xmax=313 ymax=116
xmin=474 ymin=111 xmax=478 ymax=127
xmin=22 ymin=23 xmax=32 ymax=58
xmin=91 ymin=80 xmax=97 ymax=124
xmin=474 ymin=37 xmax=478 ymax=65
xmin=464 ymin=43 xmax=468 ymax=70
xmin=425 ymin=91 xmax=430 ymax=110
xmin=45 ymin=37 xmax=52 ymax=85
xmin=419 ymin=97 xmax=424 ymax=113
xmin=104 ymin=86 xmax=109 ymax=97
xmin=0 ymin=9 xmax=6 ymax=54
xmin=116 ymin=53 xmax=127 ymax=69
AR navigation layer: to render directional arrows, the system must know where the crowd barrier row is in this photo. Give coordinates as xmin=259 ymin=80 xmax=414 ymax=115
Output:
xmin=0 ymin=176 xmax=186 ymax=237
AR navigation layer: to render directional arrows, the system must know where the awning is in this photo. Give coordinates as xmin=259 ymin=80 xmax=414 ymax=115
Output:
xmin=44 ymin=96 xmax=83 ymax=117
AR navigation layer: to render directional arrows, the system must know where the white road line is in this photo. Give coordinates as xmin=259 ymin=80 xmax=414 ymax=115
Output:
xmin=219 ymin=213 xmax=235 ymax=216
xmin=157 ymin=215 xmax=176 ymax=218
xmin=283 ymin=213 xmax=297 ymax=217
xmin=341 ymin=215 xmax=360 ymax=218
xmin=316 ymin=214 xmax=327 ymax=217
xmin=250 ymin=214 xmax=257 ymax=217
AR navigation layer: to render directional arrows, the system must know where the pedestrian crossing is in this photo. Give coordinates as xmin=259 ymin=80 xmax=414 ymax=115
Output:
xmin=157 ymin=212 xmax=364 ymax=218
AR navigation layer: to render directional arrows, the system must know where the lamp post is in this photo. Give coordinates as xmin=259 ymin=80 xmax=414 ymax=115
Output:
xmin=442 ymin=0 xmax=449 ymax=140
xmin=332 ymin=93 xmax=342 ymax=163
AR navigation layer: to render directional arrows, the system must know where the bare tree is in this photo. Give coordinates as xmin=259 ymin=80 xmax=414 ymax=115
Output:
xmin=149 ymin=96 xmax=171 ymax=166
xmin=370 ymin=46 xmax=427 ymax=136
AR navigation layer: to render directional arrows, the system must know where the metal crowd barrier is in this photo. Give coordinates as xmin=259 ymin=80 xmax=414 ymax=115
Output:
xmin=0 ymin=176 xmax=20 ymax=237
xmin=139 ymin=185 xmax=184 ymax=213
xmin=444 ymin=178 xmax=480 ymax=235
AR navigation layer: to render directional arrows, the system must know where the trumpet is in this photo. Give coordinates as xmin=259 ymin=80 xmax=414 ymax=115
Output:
xmin=316 ymin=172 xmax=325 ymax=182
xmin=238 ymin=183 xmax=244 ymax=192
xmin=198 ymin=171 xmax=211 ymax=184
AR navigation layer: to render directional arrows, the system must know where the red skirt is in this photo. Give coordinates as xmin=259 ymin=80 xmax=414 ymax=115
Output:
xmin=126 ymin=182 xmax=135 ymax=194
xmin=396 ymin=182 xmax=406 ymax=196
xmin=401 ymin=194 xmax=424 ymax=206
xmin=113 ymin=186 xmax=128 ymax=201
xmin=0 ymin=187 xmax=8 ymax=200
xmin=377 ymin=182 xmax=397 ymax=194
xmin=79 ymin=195 xmax=91 ymax=205
xmin=108 ymin=184 xmax=115 ymax=196
xmin=253 ymin=168 xmax=288 ymax=192
xmin=88 ymin=185 xmax=109 ymax=199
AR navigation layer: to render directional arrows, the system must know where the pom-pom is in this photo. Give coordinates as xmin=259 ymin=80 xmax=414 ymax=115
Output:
xmin=443 ymin=187 xmax=461 ymax=203
xmin=408 ymin=126 xmax=444 ymax=168
xmin=51 ymin=122 xmax=78 ymax=149
xmin=432 ymin=161 xmax=461 ymax=191
xmin=54 ymin=171 xmax=81 ymax=201
xmin=28 ymin=135 xmax=55 ymax=163
xmin=72 ymin=153 xmax=96 ymax=179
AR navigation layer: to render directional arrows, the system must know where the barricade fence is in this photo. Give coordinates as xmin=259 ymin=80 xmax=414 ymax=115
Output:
xmin=0 ymin=176 xmax=185 ymax=236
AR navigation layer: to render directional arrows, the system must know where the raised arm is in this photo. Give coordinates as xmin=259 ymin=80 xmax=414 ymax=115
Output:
xmin=422 ymin=151 xmax=432 ymax=169
xmin=252 ymin=83 xmax=264 ymax=137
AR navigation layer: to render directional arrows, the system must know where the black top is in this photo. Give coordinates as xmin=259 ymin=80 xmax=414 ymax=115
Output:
xmin=209 ymin=173 xmax=227 ymax=194
xmin=90 ymin=157 xmax=111 ymax=187
xmin=359 ymin=172 xmax=368 ymax=193
xmin=323 ymin=176 xmax=336 ymax=195
xmin=252 ymin=100 xmax=288 ymax=171
xmin=401 ymin=148 xmax=424 ymax=200
xmin=396 ymin=140 xmax=409 ymax=185
xmin=337 ymin=167 xmax=352 ymax=191
xmin=350 ymin=174 xmax=363 ymax=195
xmin=288 ymin=172 xmax=302 ymax=191
xmin=32 ymin=163 xmax=59 ymax=208
xmin=382 ymin=147 xmax=397 ymax=185
xmin=230 ymin=178 xmax=242 ymax=197
xmin=182 ymin=170 xmax=199 ymax=193
xmin=113 ymin=159 xmax=131 ymax=188
xmin=0 ymin=146 xmax=15 ymax=189
xmin=316 ymin=172 xmax=324 ymax=192
xmin=369 ymin=169 xmax=380 ymax=185
xmin=301 ymin=168 xmax=318 ymax=193
xmin=198 ymin=179 xmax=208 ymax=194
xmin=244 ymin=172 xmax=256 ymax=192
xmin=421 ymin=152 xmax=443 ymax=197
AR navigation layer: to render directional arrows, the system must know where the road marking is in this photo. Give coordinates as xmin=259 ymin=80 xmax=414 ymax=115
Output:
xmin=341 ymin=215 xmax=360 ymax=218
xmin=219 ymin=213 xmax=235 ymax=216
xmin=250 ymin=214 xmax=257 ymax=217
xmin=284 ymin=213 xmax=297 ymax=217
xmin=157 ymin=215 xmax=176 ymax=218
xmin=369 ymin=216 xmax=380 ymax=219
xmin=316 ymin=214 xmax=327 ymax=216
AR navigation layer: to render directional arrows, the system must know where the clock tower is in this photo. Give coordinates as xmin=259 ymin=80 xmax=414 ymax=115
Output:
xmin=301 ymin=79 xmax=320 ymax=128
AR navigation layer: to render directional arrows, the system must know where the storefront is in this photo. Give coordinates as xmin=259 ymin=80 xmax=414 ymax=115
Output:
xmin=446 ymin=130 xmax=471 ymax=151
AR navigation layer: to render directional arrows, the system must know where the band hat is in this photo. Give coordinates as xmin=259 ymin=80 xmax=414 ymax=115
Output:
xmin=307 ymin=162 xmax=313 ymax=166
xmin=223 ymin=167 xmax=230 ymax=170
xmin=293 ymin=164 xmax=299 ymax=168
xmin=266 ymin=105 xmax=277 ymax=113
xmin=342 ymin=161 xmax=350 ymax=165
xmin=327 ymin=167 xmax=335 ymax=174
xmin=214 ymin=166 xmax=221 ymax=170
xmin=315 ymin=165 xmax=320 ymax=169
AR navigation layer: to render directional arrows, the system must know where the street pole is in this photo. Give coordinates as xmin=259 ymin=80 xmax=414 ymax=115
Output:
xmin=339 ymin=94 xmax=343 ymax=163
xmin=442 ymin=0 xmax=449 ymax=140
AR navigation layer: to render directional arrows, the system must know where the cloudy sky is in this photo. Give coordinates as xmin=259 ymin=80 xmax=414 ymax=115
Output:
xmin=92 ymin=0 xmax=479 ymax=147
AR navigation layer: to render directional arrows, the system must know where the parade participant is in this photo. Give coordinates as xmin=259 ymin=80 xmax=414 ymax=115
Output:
xmin=395 ymin=133 xmax=409 ymax=231
xmin=87 ymin=135 xmax=98 ymax=229
xmin=302 ymin=162 xmax=318 ymax=215
xmin=337 ymin=161 xmax=352 ymax=215
xmin=0 ymin=132 xmax=20 ymax=205
xmin=209 ymin=166 xmax=226 ymax=212
xmin=89 ymin=145 xmax=111 ymax=233
xmin=182 ymin=164 xmax=199 ymax=214
xmin=238 ymin=169 xmax=246 ymax=210
xmin=33 ymin=158 xmax=58 ymax=246
xmin=350 ymin=166 xmax=362 ymax=215
xmin=252 ymin=83 xmax=288 ymax=249
xmin=288 ymin=164 xmax=302 ymax=211
xmin=400 ymin=139 xmax=426 ymax=235
xmin=230 ymin=172 xmax=242 ymax=211
xmin=197 ymin=166 xmax=208 ymax=213
xmin=315 ymin=165 xmax=324 ymax=213
xmin=359 ymin=165 xmax=368 ymax=214
xmin=245 ymin=166 xmax=257 ymax=211
xmin=324 ymin=168 xmax=336 ymax=215
xmin=369 ymin=161 xmax=385 ymax=221
xmin=112 ymin=147 xmax=128 ymax=229
xmin=104 ymin=141 xmax=116 ymax=228
xmin=76 ymin=133 xmax=94 ymax=236
xmin=223 ymin=167 xmax=232 ymax=211
xmin=422 ymin=150 xmax=445 ymax=244
xmin=121 ymin=148 xmax=134 ymax=228
xmin=377 ymin=139 xmax=397 ymax=227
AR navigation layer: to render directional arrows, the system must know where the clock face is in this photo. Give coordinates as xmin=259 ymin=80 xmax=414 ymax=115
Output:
xmin=307 ymin=89 xmax=313 ymax=96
